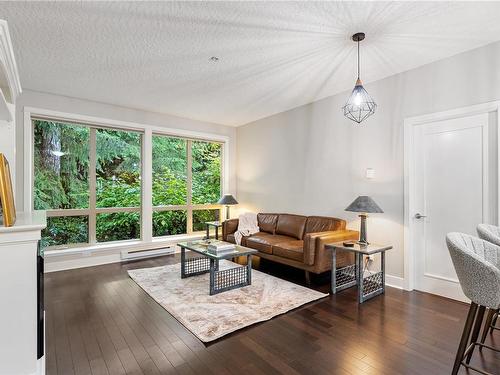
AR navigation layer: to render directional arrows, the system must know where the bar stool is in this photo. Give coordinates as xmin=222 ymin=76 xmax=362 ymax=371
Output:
xmin=477 ymin=224 xmax=500 ymax=344
xmin=446 ymin=232 xmax=500 ymax=375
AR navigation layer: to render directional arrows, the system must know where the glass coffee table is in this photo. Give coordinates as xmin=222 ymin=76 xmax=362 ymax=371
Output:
xmin=177 ymin=240 xmax=257 ymax=295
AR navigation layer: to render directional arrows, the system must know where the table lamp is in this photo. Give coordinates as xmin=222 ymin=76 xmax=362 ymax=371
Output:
xmin=218 ymin=194 xmax=238 ymax=220
xmin=345 ymin=195 xmax=383 ymax=245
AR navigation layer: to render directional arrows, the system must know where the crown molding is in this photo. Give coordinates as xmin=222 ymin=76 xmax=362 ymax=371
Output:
xmin=0 ymin=20 xmax=21 ymax=103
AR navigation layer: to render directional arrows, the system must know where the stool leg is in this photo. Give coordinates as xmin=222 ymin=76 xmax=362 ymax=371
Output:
xmin=466 ymin=305 xmax=486 ymax=364
xmin=491 ymin=309 xmax=499 ymax=334
xmin=480 ymin=309 xmax=495 ymax=348
xmin=452 ymin=303 xmax=478 ymax=375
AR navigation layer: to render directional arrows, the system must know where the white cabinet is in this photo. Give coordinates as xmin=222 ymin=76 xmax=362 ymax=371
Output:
xmin=0 ymin=211 xmax=46 ymax=375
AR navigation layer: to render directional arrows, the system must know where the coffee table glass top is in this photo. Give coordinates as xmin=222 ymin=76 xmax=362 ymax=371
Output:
xmin=178 ymin=240 xmax=257 ymax=259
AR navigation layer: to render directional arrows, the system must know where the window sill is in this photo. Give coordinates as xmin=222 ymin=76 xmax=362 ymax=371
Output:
xmin=43 ymin=233 xmax=205 ymax=257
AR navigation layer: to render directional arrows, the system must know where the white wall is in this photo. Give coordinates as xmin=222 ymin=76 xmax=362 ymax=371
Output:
xmin=236 ymin=40 xmax=500 ymax=279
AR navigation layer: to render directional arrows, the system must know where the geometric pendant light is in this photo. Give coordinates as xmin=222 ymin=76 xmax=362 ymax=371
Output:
xmin=342 ymin=32 xmax=377 ymax=124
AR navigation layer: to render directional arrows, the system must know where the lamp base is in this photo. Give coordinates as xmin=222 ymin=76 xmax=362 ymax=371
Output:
xmin=358 ymin=214 xmax=368 ymax=245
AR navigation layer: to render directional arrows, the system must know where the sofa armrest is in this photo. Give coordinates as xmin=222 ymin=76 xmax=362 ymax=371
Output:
xmin=303 ymin=230 xmax=359 ymax=266
xmin=222 ymin=219 xmax=239 ymax=241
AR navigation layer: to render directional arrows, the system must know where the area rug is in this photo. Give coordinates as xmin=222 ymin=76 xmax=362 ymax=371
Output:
xmin=128 ymin=260 xmax=328 ymax=342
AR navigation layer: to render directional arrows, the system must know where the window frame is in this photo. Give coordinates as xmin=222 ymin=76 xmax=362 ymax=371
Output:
xmin=25 ymin=107 xmax=229 ymax=252
xmin=151 ymin=134 xmax=223 ymax=238
xmin=33 ymin=121 xmax=143 ymax=247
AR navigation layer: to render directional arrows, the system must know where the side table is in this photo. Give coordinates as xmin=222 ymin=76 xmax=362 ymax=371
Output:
xmin=205 ymin=221 xmax=222 ymax=240
xmin=325 ymin=242 xmax=392 ymax=303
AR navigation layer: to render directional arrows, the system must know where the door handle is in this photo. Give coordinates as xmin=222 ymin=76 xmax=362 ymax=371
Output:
xmin=414 ymin=213 xmax=427 ymax=219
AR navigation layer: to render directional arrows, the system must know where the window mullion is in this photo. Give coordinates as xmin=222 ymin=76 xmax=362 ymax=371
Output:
xmin=89 ymin=128 xmax=97 ymax=244
xmin=187 ymin=139 xmax=193 ymax=234
xmin=142 ymin=129 xmax=153 ymax=241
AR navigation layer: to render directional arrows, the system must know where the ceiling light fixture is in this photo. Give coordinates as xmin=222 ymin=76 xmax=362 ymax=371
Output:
xmin=342 ymin=32 xmax=377 ymax=124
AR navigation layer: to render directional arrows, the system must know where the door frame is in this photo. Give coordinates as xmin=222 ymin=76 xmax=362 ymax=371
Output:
xmin=403 ymin=101 xmax=500 ymax=291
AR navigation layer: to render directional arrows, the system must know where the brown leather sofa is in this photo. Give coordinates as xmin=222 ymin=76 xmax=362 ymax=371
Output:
xmin=222 ymin=213 xmax=358 ymax=282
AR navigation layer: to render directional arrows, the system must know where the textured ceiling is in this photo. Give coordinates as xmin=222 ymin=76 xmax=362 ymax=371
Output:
xmin=2 ymin=1 xmax=500 ymax=126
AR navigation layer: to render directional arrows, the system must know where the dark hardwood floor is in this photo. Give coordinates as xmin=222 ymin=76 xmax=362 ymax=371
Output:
xmin=45 ymin=254 xmax=500 ymax=375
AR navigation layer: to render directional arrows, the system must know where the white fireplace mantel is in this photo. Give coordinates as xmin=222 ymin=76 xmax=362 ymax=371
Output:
xmin=0 ymin=210 xmax=46 ymax=375
xmin=0 ymin=210 xmax=47 ymax=235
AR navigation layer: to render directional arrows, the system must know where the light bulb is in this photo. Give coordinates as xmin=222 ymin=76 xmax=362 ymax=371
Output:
xmin=354 ymin=93 xmax=362 ymax=106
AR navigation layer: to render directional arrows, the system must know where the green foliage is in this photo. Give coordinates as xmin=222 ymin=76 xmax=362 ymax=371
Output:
xmin=152 ymin=135 xmax=187 ymax=205
xmin=33 ymin=120 xmax=89 ymax=210
xmin=192 ymin=141 xmax=221 ymax=204
xmin=96 ymin=212 xmax=140 ymax=242
xmin=41 ymin=216 xmax=88 ymax=247
xmin=96 ymin=177 xmax=141 ymax=208
xmin=153 ymin=211 xmax=187 ymax=236
xmin=152 ymin=136 xmax=187 ymax=177
xmin=193 ymin=209 xmax=220 ymax=231
xmin=34 ymin=120 xmax=223 ymax=247
xmin=96 ymin=129 xmax=141 ymax=207
xmin=152 ymin=168 xmax=187 ymax=206
xmin=96 ymin=129 xmax=141 ymax=178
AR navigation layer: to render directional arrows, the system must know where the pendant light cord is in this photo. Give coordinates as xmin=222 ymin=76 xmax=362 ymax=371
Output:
xmin=357 ymin=39 xmax=360 ymax=79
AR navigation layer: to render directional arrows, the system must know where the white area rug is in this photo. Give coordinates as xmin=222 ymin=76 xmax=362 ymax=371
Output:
xmin=128 ymin=260 xmax=328 ymax=342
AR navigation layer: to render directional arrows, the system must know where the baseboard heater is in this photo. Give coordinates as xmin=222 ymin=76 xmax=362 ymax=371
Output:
xmin=121 ymin=246 xmax=176 ymax=261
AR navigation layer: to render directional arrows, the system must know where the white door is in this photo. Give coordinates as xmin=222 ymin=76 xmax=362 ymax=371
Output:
xmin=411 ymin=113 xmax=496 ymax=301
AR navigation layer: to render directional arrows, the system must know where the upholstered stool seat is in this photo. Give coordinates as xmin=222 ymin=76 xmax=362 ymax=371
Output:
xmin=477 ymin=224 xmax=500 ymax=344
xmin=446 ymin=232 xmax=500 ymax=375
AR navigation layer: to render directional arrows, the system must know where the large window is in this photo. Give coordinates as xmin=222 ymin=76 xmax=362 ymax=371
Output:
xmin=151 ymin=135 xmax=222 ymax=237
xmin=33 ymin=118 xmax=224 ymax=249
xmin=34 ymin=119 xmax=142 ymax=248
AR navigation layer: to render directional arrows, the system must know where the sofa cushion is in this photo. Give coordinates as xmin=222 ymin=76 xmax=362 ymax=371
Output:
xmin=257 ymin=213 xmax=279 ymax=234
xmin=305 ymin=216 xmax=345 ymax=234
xmin=273 ymin=240 xmax=304 ymax=262
xmin=276 ymin=214 xmax=307 ymax=240
xmin=245 ymin=233 xmax=293 ymax=254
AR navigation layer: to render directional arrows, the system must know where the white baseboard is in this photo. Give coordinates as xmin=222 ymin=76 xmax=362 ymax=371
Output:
xmin=44 ymin=253 xmax=122 ymax=273
xmin=36 ymin=355 xmax=45 ymax=375
xmin=385 ymin=274 xmax=405 ymax=289
xmin=43 ymin=235 xmax=202 ymax=272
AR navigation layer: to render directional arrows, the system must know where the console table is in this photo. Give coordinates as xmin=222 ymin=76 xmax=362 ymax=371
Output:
xmin=326 ymin=242 xmax=392 ymax=303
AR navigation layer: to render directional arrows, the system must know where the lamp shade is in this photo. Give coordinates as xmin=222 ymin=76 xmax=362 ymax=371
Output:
xmin=218 ymin=194 xmax=238 ymax=205
xmin=342 ymin=78 xmax=377 ymax=124
xmin=345 ymin=196 xmax=383 ymax=213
